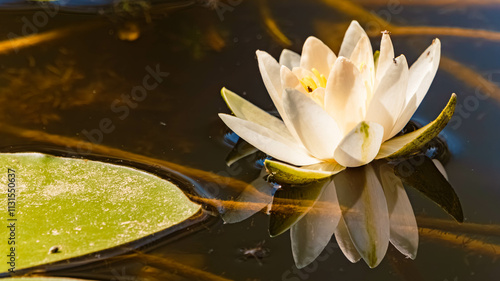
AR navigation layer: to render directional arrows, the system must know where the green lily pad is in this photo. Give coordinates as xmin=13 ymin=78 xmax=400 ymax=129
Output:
xmin=269 ymin=179 xmax=328 ymax=237
xmin=376 ymin=93 xmax=457 ymax=160
xmin=394 ymin=155 xmax=463 ymax=222
xmin=265 ymin=160 xmax=343 ymax=185
xmin=0 ymin=153 xmax=202 ymax=273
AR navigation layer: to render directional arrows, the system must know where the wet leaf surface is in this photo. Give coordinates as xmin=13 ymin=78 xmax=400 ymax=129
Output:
xmin=0 ymin=153 xmax=201 ymax=273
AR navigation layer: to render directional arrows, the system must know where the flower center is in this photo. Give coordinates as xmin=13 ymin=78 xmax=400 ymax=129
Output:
xmin=299 ymin=68 xmax=327 ymax=93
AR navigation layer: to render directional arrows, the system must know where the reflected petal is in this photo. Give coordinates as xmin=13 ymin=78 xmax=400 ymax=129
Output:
xmin=394 ymin=156 xmax=463 ymax=222
xmin=225 ymin=138 xmax=259 ymax=167
xmin=432 ymin=159 xmax=448 ymax=180
xmin=291 ymin=180 xmax=341 ymax=268
xmin=377 ymin=162 xmax=418 ymax=259
xmin=334 ymin=217 xmax=361 ymax=263
xmin=269 ymin=180 xmax=327 ymax=236
xmin=221 ymin=169 xmax=275 ymax=223
xmin=335 ymin=165 xmax=390 ymax=268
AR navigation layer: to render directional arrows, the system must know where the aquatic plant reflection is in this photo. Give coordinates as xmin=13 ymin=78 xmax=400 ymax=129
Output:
xmin=221 ymin=142 xmax=462 ymax=268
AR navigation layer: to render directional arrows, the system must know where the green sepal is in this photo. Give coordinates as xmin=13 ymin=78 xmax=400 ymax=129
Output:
xmin=377 ymin=93 xmax=457 ymax=160
xmin=264 ymin=159 xmax=343 ymax=185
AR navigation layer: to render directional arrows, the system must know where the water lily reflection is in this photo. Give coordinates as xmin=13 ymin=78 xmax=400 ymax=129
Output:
xmin=222 ymin=158 xmax=456 ymax=268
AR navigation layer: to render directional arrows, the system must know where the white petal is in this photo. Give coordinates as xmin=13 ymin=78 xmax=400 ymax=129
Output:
xmin=301 ymin=162 xmax=345 ymax=175
xmin=300 ymin=36 xmax=337 ymax=77
xmin=350 ymin=35 xmax=375 ymax=97
xmin=280 ymin=66 xmax=302 ymax=91
xmin=280 ymin=49 xmax=301 ymax=69
xmin=334 ymin=121 xmax=384 ymax=168
xmin=335 ymin=165 xmax=390 ymax=268
xmin=389 ymin=94 xmax=417 ymax=137
xmin=221 ymin=87 xmax=296 ymax=143
xmin=334 ymin=217 xmax=362 ymax=263
xmin=283 ymin=88 xmax=342 ymax=160
xmin=291 ymin=180 xmax=341 ymax=268
xmin=309 ymin=87 xmax=326 ymax=108
xmin=406 ymin=39 xmax=441 ymax=112
xmin=325 ymin=57 xmax=367 ymax=134
xmin=432 ymin=159 xmax=448 ymax=180
xmin=339 ymin=20 xmax=368 ymax=58
xmin=257 ymin=50 xmax=302 ymax=143
xmin=257 ymin=50 xmax=283 ymax=104
xmin=365 ymin=55 xmax=409 ymax=141
xmin=219 ymin=114 xmax=320 ymax=166
xmin=376 ymin=32 xmax=395 ymax=82
xmin=377 ymin=162 xmax=418 ymax=259
xmin=221 ymin=169 xmax=275 ymax=223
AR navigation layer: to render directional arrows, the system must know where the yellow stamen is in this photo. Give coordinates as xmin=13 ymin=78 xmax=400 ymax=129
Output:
xmin=299 ymin=80 xmax=312 ymax=93
xmin=311 ymin=68 xmax=328 ymax=88
xmin=300 ymin=76 xmax=317 ymax=93
xmin=304 ymin=76 xmax=317 ymax=89
xmin=311 ymin=68 xmax=321 ymax=80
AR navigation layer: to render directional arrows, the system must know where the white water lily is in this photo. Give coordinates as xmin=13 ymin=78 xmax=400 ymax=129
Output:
xmin=219 ymin=20 xmax=458 ymax=268
xmin=219 ymin=20 xmax=448 ymax=172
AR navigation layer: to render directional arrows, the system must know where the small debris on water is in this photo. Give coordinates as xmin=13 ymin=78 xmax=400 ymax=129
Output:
xmin=238 ymin=241 xmax=270 ymax=265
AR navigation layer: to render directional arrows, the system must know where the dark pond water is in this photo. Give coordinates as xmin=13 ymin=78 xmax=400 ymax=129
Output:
xmin=0 ymin=0 xmax=500 ymax=280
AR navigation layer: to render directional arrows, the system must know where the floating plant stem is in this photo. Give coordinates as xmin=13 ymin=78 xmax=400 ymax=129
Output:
xmin=258 ymin=0 xmax=292 ymax=47
xmin=0 ymin=122 xmax=251 ymax=193
xmin=0 ymin=20 xmax=106 ymax=55
xmin=419 ymin=228 xmax=500 ymax=258
xmin=390 ymin=25 xmax=500 ymax=43
xmin=114 ymin=253 xmax=233 ymax=281
xmin=440 ymin=56 xmax=500 ymax=104
xmin=318 ymin=0 xmax=500 ymax=42
xmin=416 ymin=217 xmax=500 ymax=237
xmin=351 ymin=0 xmax=500 ymax=6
